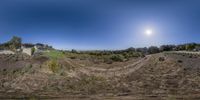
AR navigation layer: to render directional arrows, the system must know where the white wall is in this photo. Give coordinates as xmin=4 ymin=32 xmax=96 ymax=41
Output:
xmin=22 ymin=48 xmax=32 ymax=56
xmin=0 ymin=50 xmax=15 ymax=54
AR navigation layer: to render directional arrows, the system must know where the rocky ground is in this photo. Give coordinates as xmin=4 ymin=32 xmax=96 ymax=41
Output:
xmin=0 ymin=52 xmax=200 ymax=99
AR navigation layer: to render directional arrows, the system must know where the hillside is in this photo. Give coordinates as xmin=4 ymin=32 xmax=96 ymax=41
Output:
xmin=0 ymin=52 xmax=200 ymax=99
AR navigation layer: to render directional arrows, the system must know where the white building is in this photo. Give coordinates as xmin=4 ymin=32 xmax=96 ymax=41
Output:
xmin=21 ymin=44 xmax=35 ymax=56
xmin=21 ymin=43 xmax=50 ymax=56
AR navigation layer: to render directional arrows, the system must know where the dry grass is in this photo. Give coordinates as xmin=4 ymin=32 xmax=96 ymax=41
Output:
xmin=0 ymin=52 xmax=200 ymax=99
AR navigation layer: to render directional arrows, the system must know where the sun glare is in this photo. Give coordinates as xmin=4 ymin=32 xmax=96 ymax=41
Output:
xmin=145 ymin=29 xmax=153 ymax=36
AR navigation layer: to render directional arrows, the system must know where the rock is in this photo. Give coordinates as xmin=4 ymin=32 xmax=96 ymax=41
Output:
xmin=159 ymin=57 xmax=165 ymax=61
xmin=177 ymin=60 xmax=183 ymax=63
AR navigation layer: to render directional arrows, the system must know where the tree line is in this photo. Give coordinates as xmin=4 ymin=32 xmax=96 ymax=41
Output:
xmin=70 ymin=43 xmax=200 ymax=55
xmin=1 ymin=36 xmax=200 ymax=55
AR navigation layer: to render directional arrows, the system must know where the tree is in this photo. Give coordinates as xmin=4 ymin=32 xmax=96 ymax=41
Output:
xmin=176 ymin=45 xmax=186 ymax=51
xmin=159 ymin=45 xmax=176 ymax=52
xmin=195 ymin=45 xmax=200 ymax=51
xmin=71 ymin=49 xmax=78 ymax=53
xmin=8 ymin=36 xmax=22 ymax=50
xmin=185 ymin=43 xmax=196 ymax=51
xmin=148 ymin=46 xmax=159 ymax=54
xmin=136 ymin=47 xmax=148 ymax=54
xmin=125 ymin=47 xmax=135 ymax=52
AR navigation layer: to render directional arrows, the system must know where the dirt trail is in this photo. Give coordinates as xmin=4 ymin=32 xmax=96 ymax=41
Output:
xmin=172 ymin=51 xmax=200 ymax=54
xmin=79 ymin=55 xmax=151 ymax=77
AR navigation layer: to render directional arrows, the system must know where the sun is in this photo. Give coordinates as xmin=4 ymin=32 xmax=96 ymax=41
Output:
xmin=145 ymin=29 xmax=153 ymax=36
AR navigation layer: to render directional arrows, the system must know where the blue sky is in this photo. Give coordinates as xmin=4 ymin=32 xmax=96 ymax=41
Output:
xmin=0 ymin=0 xmax=200 ymax=50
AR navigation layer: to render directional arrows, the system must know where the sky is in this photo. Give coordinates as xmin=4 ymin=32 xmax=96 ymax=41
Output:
xmin=0 ymin=0 xmax=200 ymax=50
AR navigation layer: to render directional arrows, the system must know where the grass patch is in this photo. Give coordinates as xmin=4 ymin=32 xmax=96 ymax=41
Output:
xmin=44 ymin=50 xmax=65 ymax=60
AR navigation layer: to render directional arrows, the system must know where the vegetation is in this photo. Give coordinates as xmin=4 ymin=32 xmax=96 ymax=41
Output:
xmin=148 ymin=46 xmax=160 ymax=54
xmin=110 ymin=54 xmax=125 ymax=62
xmin=59 ymin=49 xmax=144 ymax=63
xmin=47 ymin=60 xmax=61 ymax=73
xmin=44 ymin=50 xmax=65 ymax=60
xmin=159 ymin=45 xmax=176 ymax=51
xmin=0 ymin=36 xmax=200 ymax=64
xmin=1 ymin=37 xmax=200 ymax=99
xmin=31 ymin=47 xmax=35 ymax=55
xmin=0 ymin=36 xmax=22 ymax=51
xmin=9 ymin=36 xmax=22 ymax=50
xmin=185 ymin=43 xmax=196 ymax=51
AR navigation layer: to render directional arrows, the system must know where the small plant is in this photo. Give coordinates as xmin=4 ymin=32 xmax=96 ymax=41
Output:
xmin=104 ymin=58 xmax=113 ymax=64
xmin=159 ymin=57 xmax=165 ymax=61
xmin=70 ymin=56 xmax=76 ymax=59
xmin=177 ymin=60 xmax=183 ymax=63
xmin=189 ymin=55 xmax=193 ymax=58
xmin=31 ymin=47 xmax=35 ymax=55
xmin=47 ymin=60 xmax=61 ymax=73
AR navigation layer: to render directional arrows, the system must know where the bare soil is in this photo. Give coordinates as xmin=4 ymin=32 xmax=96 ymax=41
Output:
xmin=0 ymin=52 xmax=200 ymax=99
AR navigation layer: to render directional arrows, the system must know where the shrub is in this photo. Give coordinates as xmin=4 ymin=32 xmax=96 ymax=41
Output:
xmin=159 ymin=45 xmax=175 ymax=52
xmin=148 ymin=46 xmax=160 ymax=54
xmin=70 ymin=56 xmax=76 ymax=59
xmin=177 ymin=60 xmax=183 ymax=63
xmin=71 ymin=49 xmax=78 ymax=53
xmin=186 ymin=43 xmax=196 ymax=51
xmin=189 ymin=55 xmax=193 ymax=58
xmin=104 ymin=58 xmax=113 ymax=64
xmin=110 ymin=54 xmax=125 ymax=62
xmin=122 ymin=52 xmax=141 ymax=59
xmin=159 ymin=57 xmax=165 ymax=61
xmin=31 ymin=47 xmax=35 ymax=55
xmin=47 ymin=60 xmax=61 ymax=73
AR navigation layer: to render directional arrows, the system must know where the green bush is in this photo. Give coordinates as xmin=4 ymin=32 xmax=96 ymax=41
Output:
xmin=123 ymin=52 xmax=141 ymax=58
xmin=31 ymin=47 xmax=35 ymax=55
xmin=110 ymin=54 xmax=125 ymax=62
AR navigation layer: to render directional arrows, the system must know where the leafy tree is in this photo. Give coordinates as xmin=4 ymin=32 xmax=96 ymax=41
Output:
xmin=8 ymin=36 xmax=22 ymax=50
xmin=185 ymin=43 xmax=196 ymax=51
xmin=195 ymin=45 xmax=200 ymax=51
xmin=71 ymin=49 xmax=78 ymax=53
xmin=159 ymin=45 xmax=175 ymax=51
xmin=176 ymin=45 xmax=186 ymax=51
xmin=136 ymin=47 xmax=148 ymax=54
xmin=148 ymin=46 xmax=159 ymax=54
xmin=125 ymin=47 xmax=135 ymax=52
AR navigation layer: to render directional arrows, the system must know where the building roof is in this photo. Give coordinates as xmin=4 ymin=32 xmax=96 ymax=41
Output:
xmin=22 ymin=43 xmax=35 ymax=48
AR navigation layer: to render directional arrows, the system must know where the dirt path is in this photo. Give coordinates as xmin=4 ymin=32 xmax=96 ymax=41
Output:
xmin=172 ymin=51 xmax=200 ymax=55
xmin=79 ymin=55 xmax=151 ymax=78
